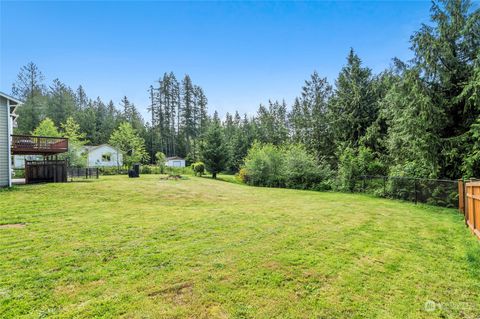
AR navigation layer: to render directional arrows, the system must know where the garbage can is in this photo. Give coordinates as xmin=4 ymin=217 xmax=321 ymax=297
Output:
xmin=133 ymin=163 xmax=140 ymax=176
xmin=128 ymin=163 xmax=140 ymax=178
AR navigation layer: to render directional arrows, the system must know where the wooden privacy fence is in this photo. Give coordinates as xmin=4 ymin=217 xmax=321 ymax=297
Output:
xmin=25 ymin=160 xmax=67 ymax=184
xmin=458 ymin=179 xmax=480 ymax=240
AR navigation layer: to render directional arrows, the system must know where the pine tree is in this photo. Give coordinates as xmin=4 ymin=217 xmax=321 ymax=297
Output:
xmin=290 ymin=72 xmax=333 ymax=161
xmin=201 ymin=118 xmax=228 ymax=178
xmin=120 ymin=96 xmax=145 ymax=136
xmin=181 ymin=75 xmax=195 ymax=156
xmin=329 ymin=49 xmax=377 ymax=147
xmin=383 ymin=68 xmax=444 ymax=178
xmin=12 ymin=62 xmax=47 ymax=133
xmin=76 ymin=101 xmax=97 ymax=143
xmin=410 ymin=0 xmax=480 ymax=178
xmin=75 ymin=85 xmax=88 ymax=109
xmin=47 ymin=79 xmax=77 ymax=126
xmin=194 ymin=85 xmax=208 ymax=135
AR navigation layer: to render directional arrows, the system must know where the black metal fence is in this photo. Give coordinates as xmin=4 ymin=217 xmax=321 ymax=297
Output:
xmin=67 ymin=167 xmax=99 ymax=180
xmin=352 ymin=175 xmax=459 ymax=208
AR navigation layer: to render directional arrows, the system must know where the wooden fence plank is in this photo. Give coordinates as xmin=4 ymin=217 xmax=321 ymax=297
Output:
xmin=464 ymin=181 xmax=480 ymax=240
xmin=458 ymin=179 xmax=465 ymax=214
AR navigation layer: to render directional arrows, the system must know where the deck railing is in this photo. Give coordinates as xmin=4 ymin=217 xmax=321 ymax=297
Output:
xmin=11 ymin=135 xmax=68 ymax=155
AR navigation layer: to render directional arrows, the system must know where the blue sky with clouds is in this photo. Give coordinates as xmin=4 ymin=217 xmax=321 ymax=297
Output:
xmin=1 ymin=1 xmax=434 ymax=119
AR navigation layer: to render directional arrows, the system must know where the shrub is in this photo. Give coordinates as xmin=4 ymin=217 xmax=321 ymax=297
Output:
xmin=13 ymin=169 xmax=25 ymax=178
xmin=283 ymin=144 xmax=333 ymax=190
xmin=336 ymin=146 xmax=385 ymax=192
xmin=241 ymin=142 xmax=333 ymax=190
xmin=242 ymin=142 xmax=285 ymax=187
xmin=192 ymin=162 xmax=205 ymax=176
xmin=237 ymin=167 xmax=249 ymax=183
xmin=164 ymin=166 xmax=194 ymax=176
xmin=336 ymin=146 xmax=360 ymax=192
xmin=142 ymin=165 xmax=152 ymax=174
xmin=155 ymin=152 xmax=166 ymax=174
xmin=98 ymin=166 xmax=126 ymax=175
xmin=141 ymin=165 xmax=163 ymax=174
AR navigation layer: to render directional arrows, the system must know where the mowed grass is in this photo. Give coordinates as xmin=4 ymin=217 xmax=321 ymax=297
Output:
xmin=0 ymin=175 xmax=479 ymax=318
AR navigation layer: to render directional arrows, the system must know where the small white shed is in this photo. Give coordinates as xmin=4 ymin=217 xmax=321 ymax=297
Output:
xmin=165 ymin=156 xmax=186 ymax=167
xmin=82 ymin=144 xmax=123 ymax=167
xmin=0 ymin=92 xmax=21 ymax=187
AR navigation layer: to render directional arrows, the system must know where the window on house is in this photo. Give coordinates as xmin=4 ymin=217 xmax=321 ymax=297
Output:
xmin=102 ymin=153 xmax=111 ymax=162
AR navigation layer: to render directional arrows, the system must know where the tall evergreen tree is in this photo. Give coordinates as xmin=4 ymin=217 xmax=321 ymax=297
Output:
xmin=410 ymin=0 xmax=480 ymax=178
xmin=47 ymin=79 xmax=77 ymax=126
xmin=120 ymin=96 xmax=145 ymax=135
xmin=291 ymin=72 xmax=333 ymax=161
xmin=75 ymin=85 xmax=89 ymax=109
xmin=181 ymin=75 xmax=196 ymax=156
xmin=12 ymin=62 xmax=47 ymax=133
xmin=383 ymin=68 xmax=444 ymax=178
xmin=194 ymin=85 xmax=208 ymax=135
xmin=201 ymin=118 xmax=228 ymax=179
xmin=329 ymin=49 xmax=377 ymax=147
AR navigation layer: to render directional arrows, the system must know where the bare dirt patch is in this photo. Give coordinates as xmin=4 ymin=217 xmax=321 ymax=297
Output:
xmin=0 ymin=223 xmax=25 ymax=229
xmin=148 ymin=282 xmax=194 ymax=304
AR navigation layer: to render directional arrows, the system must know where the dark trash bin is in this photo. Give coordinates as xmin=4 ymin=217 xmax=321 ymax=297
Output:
xmin=128 ymin=163 xmax=140 ymax=178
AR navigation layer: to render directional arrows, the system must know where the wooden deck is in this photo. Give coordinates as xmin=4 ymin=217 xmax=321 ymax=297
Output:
xmin=11 ymin=135 xmax=68 ymax=155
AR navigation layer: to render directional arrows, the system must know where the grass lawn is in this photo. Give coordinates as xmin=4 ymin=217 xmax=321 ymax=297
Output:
xmin=0 ymin=175 xmax=479 ymax=318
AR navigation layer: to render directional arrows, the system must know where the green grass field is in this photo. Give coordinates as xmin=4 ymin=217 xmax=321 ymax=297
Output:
xmin=1 ymin=175 xmax=479 ymax=318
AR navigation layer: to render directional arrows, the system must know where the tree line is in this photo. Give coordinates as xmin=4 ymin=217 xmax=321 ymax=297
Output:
xmin=11 ymin=0 xmax=480 ymax=183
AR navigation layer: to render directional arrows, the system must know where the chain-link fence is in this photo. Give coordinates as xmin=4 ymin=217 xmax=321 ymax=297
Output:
xmin=351 ymin=175 xmax=459 ymax=208
xmin=67 ymin=167 xmax=99 ymax=180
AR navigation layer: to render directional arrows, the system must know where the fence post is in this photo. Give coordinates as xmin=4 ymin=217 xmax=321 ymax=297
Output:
xmin=383 ymin=176 xmax=386 ymax=197
xmin=414 ymin=179 xmax=418 ymax=204
xmin=473 ymin=185 xmax=477 ymax=232
xmin=464 ymin=180 xmax=468 ymax=227
xmin=463 ymin=179 xmax=466 ymax=213
xmin=458 ymin=179 xmax=465 ymax=214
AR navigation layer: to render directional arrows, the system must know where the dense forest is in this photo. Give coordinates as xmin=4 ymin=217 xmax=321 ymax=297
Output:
xmin=10 ymin=0 xmax=480 ymax=183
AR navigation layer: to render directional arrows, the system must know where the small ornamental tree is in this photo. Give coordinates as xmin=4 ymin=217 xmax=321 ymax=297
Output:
xmin=61 ymin=117 xmax=88 ymax=167
xmin=200 ymin=121 xmax=228 ymax=178
xmin=109 ymin=122 xmax=149 ymax=167
xmin=155 ymin=151 xmax=166 ymax=174
xmin=192 ymin=162 xmax=205 ymax=176
xmin=32 ymin=118 xmax=60 ymax=137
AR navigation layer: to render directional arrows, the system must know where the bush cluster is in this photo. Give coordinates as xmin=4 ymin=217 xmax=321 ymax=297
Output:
xmin=241 ymin=142 xmax=333 ymax=190
xmin=191 ymin=162 xmax=205 ymax=176
xmin=96 ymin=164 xmax=194 ymax=176
xmin=336 ymin=146 xmax=385 ymax=191
xmin=98 ymin=166 xmax=126 ymax=175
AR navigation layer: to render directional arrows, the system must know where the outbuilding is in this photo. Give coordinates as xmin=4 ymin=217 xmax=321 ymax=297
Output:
xmin=165 ymin=156 xmax=186 ymax=167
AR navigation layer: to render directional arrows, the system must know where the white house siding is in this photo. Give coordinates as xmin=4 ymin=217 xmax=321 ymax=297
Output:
xmin=0 ymin=96 xmax=9 ymax=187
xmin=85 ymin=145 xmax=123 ymax=167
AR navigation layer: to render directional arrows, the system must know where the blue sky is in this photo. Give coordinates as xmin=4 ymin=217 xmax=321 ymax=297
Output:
xmin=1 ymin=1 xmax=433 ymax=119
